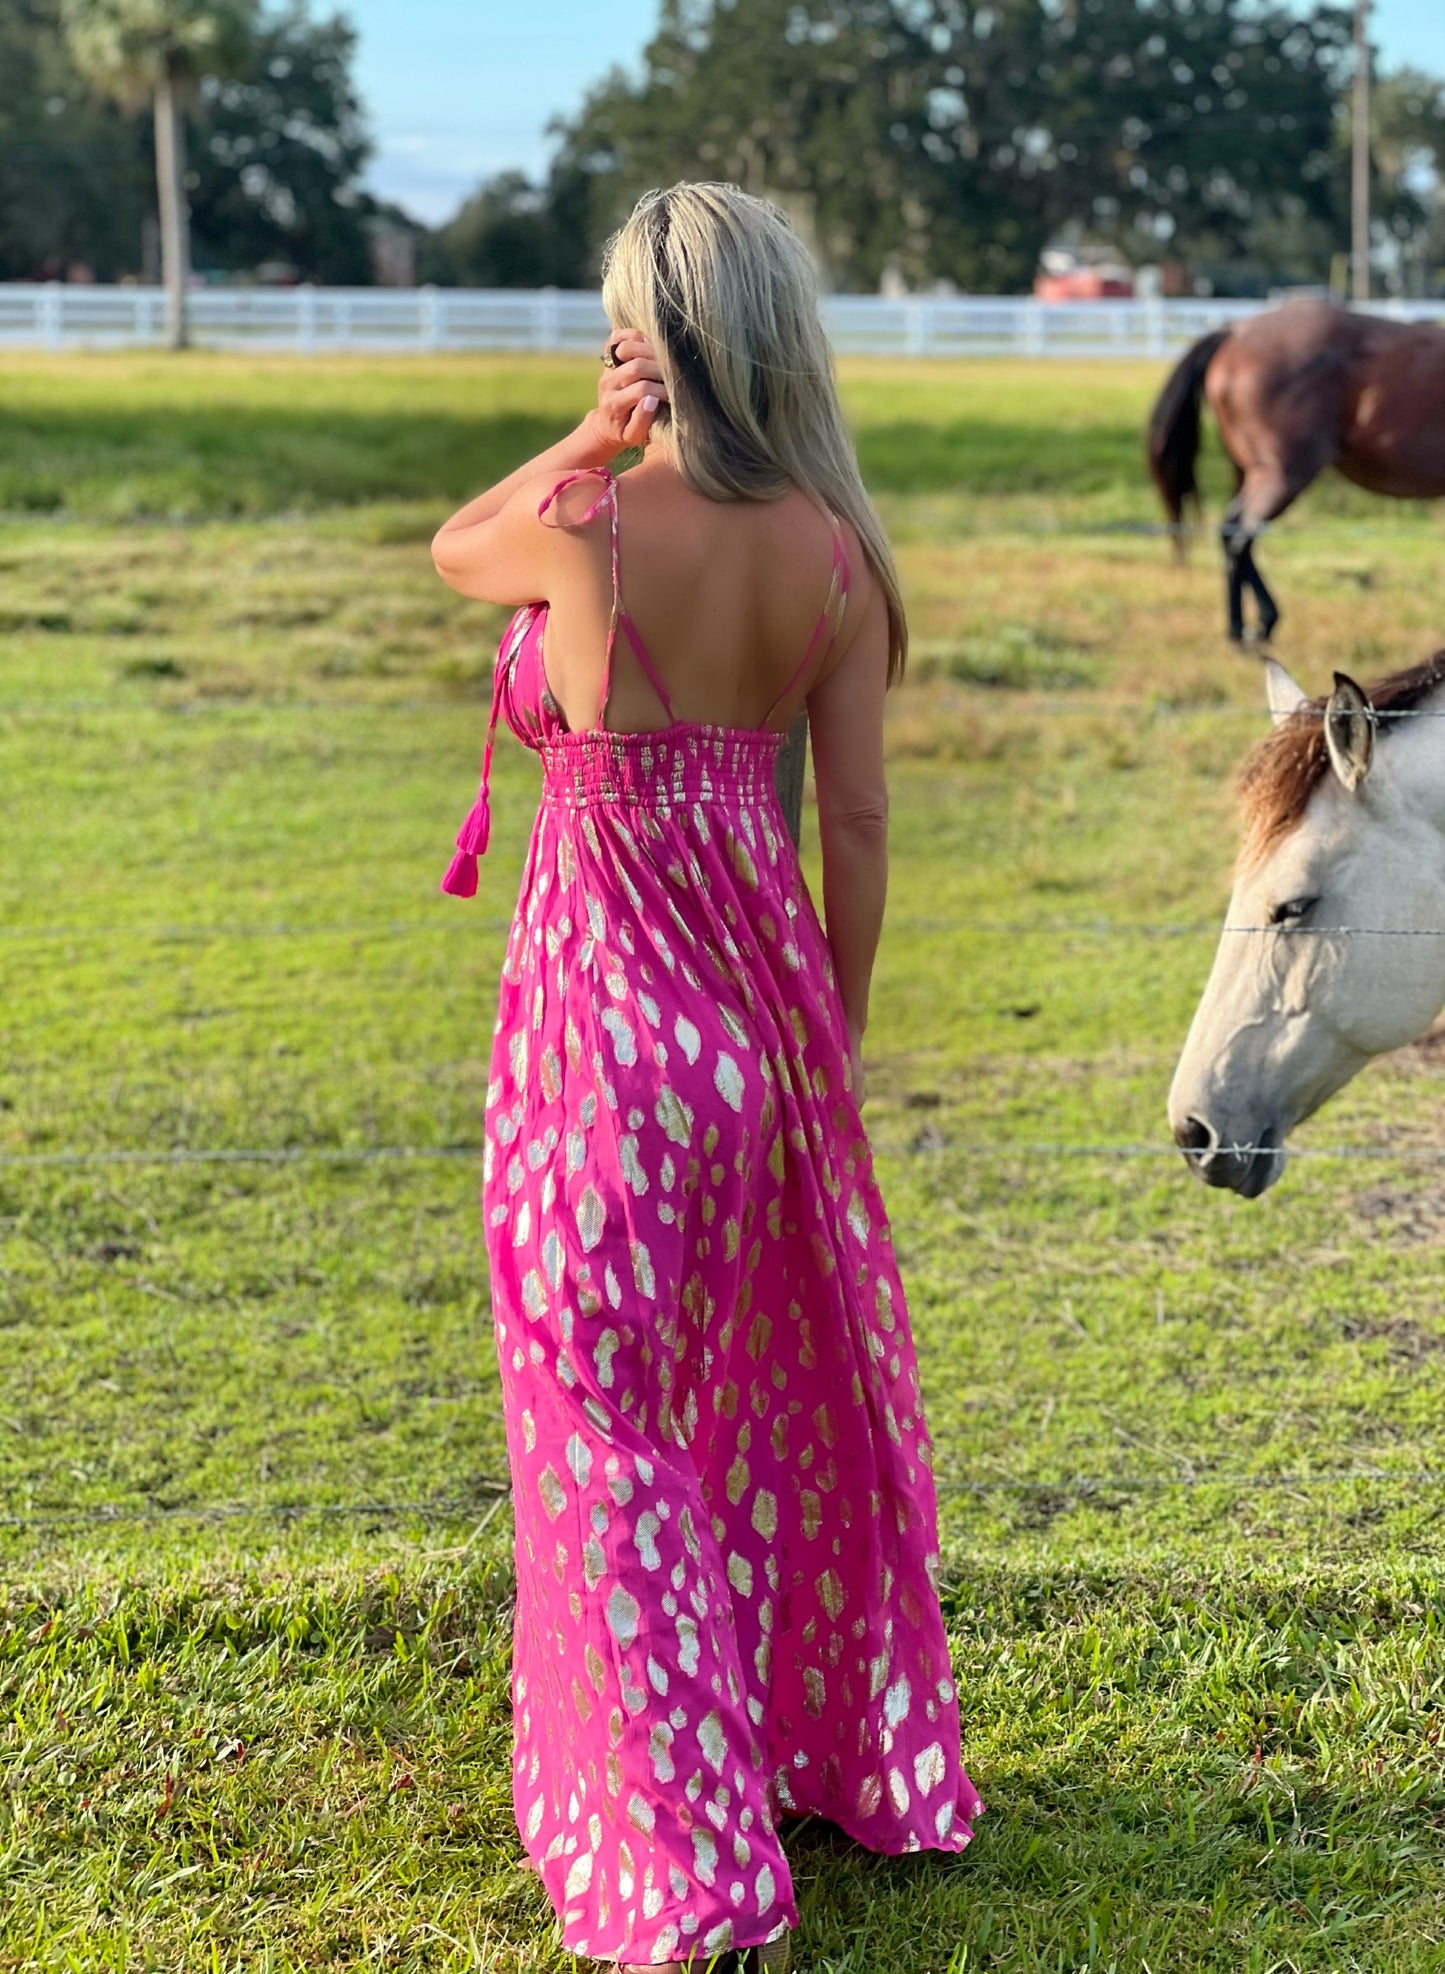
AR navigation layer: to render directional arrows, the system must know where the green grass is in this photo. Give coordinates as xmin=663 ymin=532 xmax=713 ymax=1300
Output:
xmin=3 ymin=353 xmax=1445 ymax=1972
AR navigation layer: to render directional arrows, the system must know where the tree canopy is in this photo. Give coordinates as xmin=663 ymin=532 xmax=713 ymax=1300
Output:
xmin=190 ymin=3 xmax=373 ymax=282
xmin=0 ymin=0 xmax=151 ymax=278
xmin=0 ymin=0 xmax=377 ymax=282
xmin=4 ymin=0 xmax=1441 ymax=293
xmin=440 ymin=0 xmax=1442 ymax=296
xmin=61 ymin=0 xmax=256 ymax=107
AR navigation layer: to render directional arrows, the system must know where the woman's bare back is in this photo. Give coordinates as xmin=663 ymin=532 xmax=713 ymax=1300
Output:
xmin=537 ymin=456 xmax=860 ymax=736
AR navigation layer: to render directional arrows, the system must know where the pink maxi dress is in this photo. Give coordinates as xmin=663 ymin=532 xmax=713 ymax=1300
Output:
xmin=442 ymin=467 xmax=982 ymax=1964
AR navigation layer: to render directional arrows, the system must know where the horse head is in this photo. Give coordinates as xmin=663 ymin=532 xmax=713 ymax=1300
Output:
xmin=1169 ymin=653 xmax=1445 ymax=1196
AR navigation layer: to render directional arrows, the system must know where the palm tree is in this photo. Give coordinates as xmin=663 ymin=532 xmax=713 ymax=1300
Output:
xmin=62 ymin=0 xmax=256 ymax=349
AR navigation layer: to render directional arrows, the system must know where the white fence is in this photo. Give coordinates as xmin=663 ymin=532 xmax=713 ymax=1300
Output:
xmin=0 ymin=282 xmax=1440 ymax=358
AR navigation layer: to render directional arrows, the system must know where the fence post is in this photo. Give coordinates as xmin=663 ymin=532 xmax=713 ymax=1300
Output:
xmin=419 ymin=283 xmax=441 ymax=352
xmin=40 ymin=281 xmax=63 ymax=350
xmin=297 ymin=283 xmax=317 ymax=355
xmin=1021 ymin=300 xmax=1045 ymax=357
xmin=536 ymin=285 xmax=561 ymax=352
xmin=1144 ymin=293 xmax=1166 ymax=359
xmin=904 ymin=299 xmax=926 ymax=358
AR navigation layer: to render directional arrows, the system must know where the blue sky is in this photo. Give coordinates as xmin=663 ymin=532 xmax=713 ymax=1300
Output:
xmin=352 ymin=0 xmax=1445 ymax=224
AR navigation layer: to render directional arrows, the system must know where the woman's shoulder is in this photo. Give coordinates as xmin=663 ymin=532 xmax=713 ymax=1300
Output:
xmin=622 ymin=461 xmax=863 ymax=561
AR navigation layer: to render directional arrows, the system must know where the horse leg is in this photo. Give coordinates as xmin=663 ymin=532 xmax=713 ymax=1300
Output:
xmin=1238 ymin=540 xmax=1279 ymax=644
xmin=1221 ymin=464 xmax=1307 ymax=644
xmin=1220 ymin=497 xmax=1249 ymax=644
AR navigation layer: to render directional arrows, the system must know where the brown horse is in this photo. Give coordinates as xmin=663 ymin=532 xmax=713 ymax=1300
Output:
xmin=1146 ymin=298 xmax=1445 ymax=643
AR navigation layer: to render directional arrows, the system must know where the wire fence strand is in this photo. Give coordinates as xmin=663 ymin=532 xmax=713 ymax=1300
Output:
xmin=6 ymin=1138 xmax=1445 ymax=1172
xmin=8 ymin=1465 xmax=1445 ymax=1535
xmin=8 ymin=692 xmax=1445 ymax=724
xmin=10 ymin=912 xmax=1445 ymax=947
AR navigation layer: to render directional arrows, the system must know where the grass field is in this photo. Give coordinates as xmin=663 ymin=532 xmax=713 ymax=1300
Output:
xmin=4 ymin=351 xmax=1445 ymax=1973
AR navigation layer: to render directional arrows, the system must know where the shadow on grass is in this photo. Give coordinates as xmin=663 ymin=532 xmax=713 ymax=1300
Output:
xmin=856 ymin=419 xmax=1147 ymax=498
xmin=0 ymin=408 xmax=572 ymax=518
xmin=788 ymin=1763 xmax=1439 ymax=1971
xmin=0 ymin=400 xmax=1419 ymax=524
xmin=779 ymin=1559 xmax=1445 ymax=1967
xmin=0 ymin=405 xmax=1170 ymax=519
xmin=6 ymin=1561 xmax=1443 ymax=1969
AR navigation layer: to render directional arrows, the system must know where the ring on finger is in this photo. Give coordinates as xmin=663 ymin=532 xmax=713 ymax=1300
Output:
xmin=601 ymin=339 xmax=624 ymax=370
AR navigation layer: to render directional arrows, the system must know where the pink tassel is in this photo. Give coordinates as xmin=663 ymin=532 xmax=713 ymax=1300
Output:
xmin=442 ymin=645 xmax=502 ymax=899
xmin=458 ymin=798 xmax=490 ymax=857
xmin=441 ymin=849 xmax=478 ymax=898
xmin=440 ymin=794 xmax=489 ymax=896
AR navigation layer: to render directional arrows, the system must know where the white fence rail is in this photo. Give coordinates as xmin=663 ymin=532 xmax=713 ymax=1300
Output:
xmin=1 ymin=283 xmax=1441 ymax=358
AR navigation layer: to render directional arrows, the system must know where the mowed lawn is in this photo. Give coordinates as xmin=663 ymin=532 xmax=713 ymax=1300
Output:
xmin=3 ymin=351 xmax=1445 ymax=1973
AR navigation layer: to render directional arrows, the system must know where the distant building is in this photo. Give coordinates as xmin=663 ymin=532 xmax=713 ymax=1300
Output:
xmin=1033 ymin=247 xmax=1134 ymax=301
xmin=367 ymin=218 xmax=418 ymax=289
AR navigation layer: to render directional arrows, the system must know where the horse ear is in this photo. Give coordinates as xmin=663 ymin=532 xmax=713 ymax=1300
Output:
xmin=1262 ymin=657 xmax=1308 ymax=728
xmin=1325 ymin=672 xmax=1375 ymax=795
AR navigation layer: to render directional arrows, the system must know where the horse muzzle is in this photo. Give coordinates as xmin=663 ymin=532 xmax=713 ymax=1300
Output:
xmin=1172 ymin=1116 xmax=1285 ymax=1198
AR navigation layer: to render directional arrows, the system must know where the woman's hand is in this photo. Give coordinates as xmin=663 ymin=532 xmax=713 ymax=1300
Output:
xmin=430 ymin=329 xmax=669 ymax=605
xmin=584 ymin=331 xmax=669 ymax=454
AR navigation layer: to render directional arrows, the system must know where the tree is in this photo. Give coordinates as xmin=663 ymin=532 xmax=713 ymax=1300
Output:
xmin=552 ymin=1 xmax=954 ymax=291
xmin=522 ymin=0 xmax=1390 ymax=295
xmin=62 ymin=0 xmax=257 ymax=344
xmin=0 ymin=0 xmax=150 ymax=278
xmin=1369 ymin=67 xmax=1445 ymax=294
xmin=1000 ymin=0 xmax=1354 ymax=290
xmin=420 ymin=166 xmax=593 ymax=288
xmin=189 ymin=2 xmax=373 ymax=283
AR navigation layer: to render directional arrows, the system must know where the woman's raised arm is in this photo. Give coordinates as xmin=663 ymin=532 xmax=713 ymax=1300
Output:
xmin=431 ymin=333 xmax=666 ymax=603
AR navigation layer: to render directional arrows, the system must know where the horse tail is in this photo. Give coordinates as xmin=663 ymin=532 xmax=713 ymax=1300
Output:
xmin=1146 ymin=328 xmax=1231 ymax=562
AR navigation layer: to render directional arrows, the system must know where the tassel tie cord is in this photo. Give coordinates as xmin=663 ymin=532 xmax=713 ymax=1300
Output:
xmin=439 ymin=467 xmax=617 ymax=901
xmin=440 ymin=649 xmax=502 ymax=897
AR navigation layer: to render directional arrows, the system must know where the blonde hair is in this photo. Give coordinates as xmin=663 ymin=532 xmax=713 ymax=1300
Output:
xmin=601 ymin=182 xmax=907 ymax=683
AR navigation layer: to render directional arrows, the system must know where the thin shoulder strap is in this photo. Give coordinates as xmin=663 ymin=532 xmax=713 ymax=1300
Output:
xmin=763 ymin=514 xmax=850 ymax=727
xmin=537 ymin=465 xmax=673 ymax=727
xmin=600 ymin=475 xmax=673 ymax=726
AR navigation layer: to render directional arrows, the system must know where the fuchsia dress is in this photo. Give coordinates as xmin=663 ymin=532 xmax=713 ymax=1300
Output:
xmin=443 ymin=467 xmax=981 ymax=1964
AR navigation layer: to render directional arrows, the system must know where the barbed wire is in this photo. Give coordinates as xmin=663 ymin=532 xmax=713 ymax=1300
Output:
xmin=0 ymin=693 xmax=468 ymax=719
xmin=7 ymin=692 xmax=1445 ymax=724
xmin=0 ymin=1492 xmax=504 ymax=1533
xmin=12 ymin=912 xmax=1445 ymax=945
xmin=2 ymin=503 xmax=1439 ymax=540
xmin=0 ymin=914 xmax=513 ymax=944
xmin=0 ymin=1144 xmax=482 ymax=1171
xmin=6 ymin=1137 xmax=1445 ymax=1173
xmin=7 ymin=1465 xmax=1445 ymax=1536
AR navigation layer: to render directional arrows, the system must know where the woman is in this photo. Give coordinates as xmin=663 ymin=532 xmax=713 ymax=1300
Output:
xmin=433 ymin=183 xmax=981 ymax=1973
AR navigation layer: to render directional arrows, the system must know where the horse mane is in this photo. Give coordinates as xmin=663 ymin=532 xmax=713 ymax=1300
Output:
xmin=1239 ymin=649 xmax=1445 ymax=867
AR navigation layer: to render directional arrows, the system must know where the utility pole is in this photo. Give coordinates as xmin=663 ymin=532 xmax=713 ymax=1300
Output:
xmin=1352 ymin=0 xmax=1371 ymax=303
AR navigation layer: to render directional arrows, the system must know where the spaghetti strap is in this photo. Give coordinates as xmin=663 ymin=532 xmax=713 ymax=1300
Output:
xmin=762 ymin=515 xmax=850 ymax=727
xmin=602 ymin=475 xmax=674 ymax=725
xmin=536 ymin=464 xmax=673 ymax=727
xmin=615 ymin=611 xmax=675 ymax=721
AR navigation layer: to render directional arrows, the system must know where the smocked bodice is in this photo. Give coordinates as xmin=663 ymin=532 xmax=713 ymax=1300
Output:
xmin=439 ymin=464 xmax=846 ymax=898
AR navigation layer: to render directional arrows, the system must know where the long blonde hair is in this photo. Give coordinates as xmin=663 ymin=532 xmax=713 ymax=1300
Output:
xmin=601 ymin=182 xmax=907 ymax=683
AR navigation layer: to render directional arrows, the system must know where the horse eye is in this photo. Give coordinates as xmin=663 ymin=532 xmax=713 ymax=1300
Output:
xmin=1269 ymin=897 xmax=1318 ymax=927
